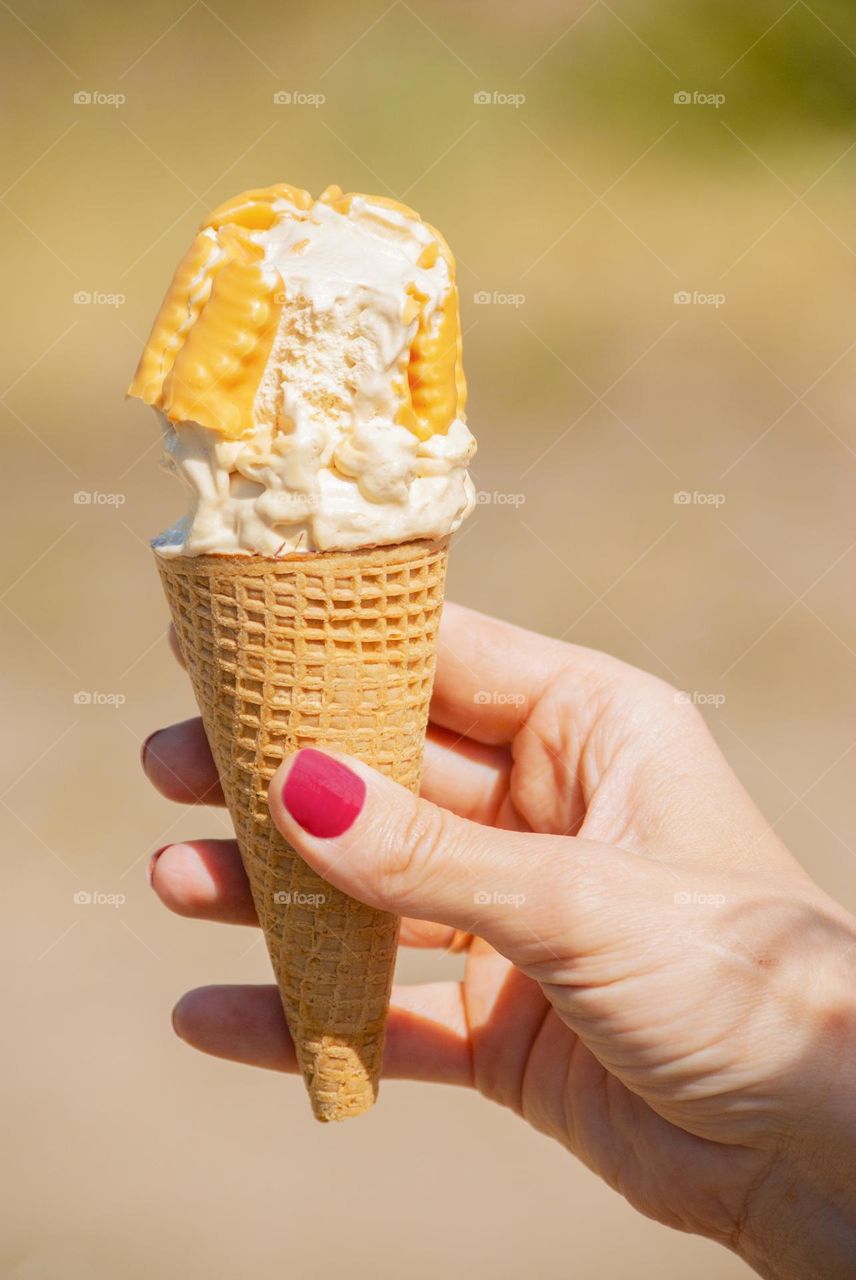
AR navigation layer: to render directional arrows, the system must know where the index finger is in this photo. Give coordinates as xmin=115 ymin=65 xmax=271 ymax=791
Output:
xmin=169 ymin=602 xmax=564 ymax=748
xmin=170 ymin=603 xmax=625 ymax=752
xmin=432 ymin=602 xmax=628 ymax=745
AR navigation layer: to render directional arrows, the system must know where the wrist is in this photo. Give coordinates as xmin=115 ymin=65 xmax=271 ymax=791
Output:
xmin=735 ymin=1156 xmax=856 ymax=1280
xmin=739 ymin=942 xmax=856 ymax=1278
xmin=735 ymin=923 xmax=856 ymax=1278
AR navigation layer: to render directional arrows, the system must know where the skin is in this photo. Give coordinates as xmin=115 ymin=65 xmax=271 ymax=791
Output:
xmin=144 ymin=603 xmax=856 ymax=1279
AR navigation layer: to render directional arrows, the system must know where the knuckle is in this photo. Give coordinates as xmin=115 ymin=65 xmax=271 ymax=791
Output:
xmin=629 ymin=671 xmax=685 ymax=712
xmin=378 ymin=796 xmax=452 ymax=898
xmin=628 ymin=672 xmax=709 ymax=735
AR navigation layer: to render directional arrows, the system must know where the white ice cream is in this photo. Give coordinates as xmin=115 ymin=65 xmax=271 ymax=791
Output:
xmin=152 ymin=193 xmax=475 ymax=557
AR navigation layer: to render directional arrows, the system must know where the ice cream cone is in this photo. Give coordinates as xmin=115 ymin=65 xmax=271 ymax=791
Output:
xmin=157 ymin=535 xmax=449 ymax=1121
xmin=129 ymin=183 xmax=474 ymax=1120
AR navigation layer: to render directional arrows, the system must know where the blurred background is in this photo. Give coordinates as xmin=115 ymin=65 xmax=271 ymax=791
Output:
xmin=3 ymin=0 xmax=856 ymax=1275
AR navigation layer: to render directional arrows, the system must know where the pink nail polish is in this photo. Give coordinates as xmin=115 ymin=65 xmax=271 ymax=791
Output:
xmin=282 ymin=749 xmax=365 ymax=838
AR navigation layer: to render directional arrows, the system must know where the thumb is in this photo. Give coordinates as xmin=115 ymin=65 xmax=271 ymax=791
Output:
xmin=268 ymin=747 xmax=639 ymax=968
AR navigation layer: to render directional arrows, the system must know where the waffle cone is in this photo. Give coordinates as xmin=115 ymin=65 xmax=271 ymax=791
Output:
xmin=156 ymin=537 xmax=449 ymax=1121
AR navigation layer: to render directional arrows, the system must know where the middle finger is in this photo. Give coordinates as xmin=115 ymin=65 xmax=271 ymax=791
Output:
xmin=142 ymin=718 xmax=224 ymax=806
xmin=151 ymin=837 xmax=471 ymax=948
xmin=143 ymin=716 xmax=513 ymax=827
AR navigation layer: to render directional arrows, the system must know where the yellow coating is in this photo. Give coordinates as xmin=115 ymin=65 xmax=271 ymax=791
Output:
xmin=128 ymin=183 xmax=466 ymax=440
xmin=159 ymin=259 xmax=281 ymax=440
xmin=128 ymin=231 xmax=222 ymax=406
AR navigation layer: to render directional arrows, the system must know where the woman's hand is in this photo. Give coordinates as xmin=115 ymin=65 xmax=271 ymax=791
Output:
xmin=143 ymin=603 xmax=856 ymax=1280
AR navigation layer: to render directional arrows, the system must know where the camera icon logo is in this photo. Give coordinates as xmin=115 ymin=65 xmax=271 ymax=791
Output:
xmin=673 ymin=491 xmax=692 ymax=505
xmin=73 ymin=690 xmax=93 ymax=704
xmin=473 ymin=291 xmax=492 ymax=305
xmin=73 ymin=890 xmax=93 ymax=904
xmin=73 ymin=91 xmax=92 ymax=105
xmin=473 ymin=91 xmax=491 ymax=105
xmin=473 ymin=890 xmax=491 ymax=905
xmin=273 ymin=91 xmax=292 ymax=105
xmin=674 ymin=91 xmax=692 ymax=105
xmin=273 ymin=890 xmax=290 ymax=904
xmin=73 ymin=291 xmax=92 ymax=305
xmin=674 ymin=290 xmax=692 ymax=305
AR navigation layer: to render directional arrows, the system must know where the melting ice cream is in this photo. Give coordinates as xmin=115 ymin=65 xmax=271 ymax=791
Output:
xmin=128 ymin=183 xmax=476 ymax=555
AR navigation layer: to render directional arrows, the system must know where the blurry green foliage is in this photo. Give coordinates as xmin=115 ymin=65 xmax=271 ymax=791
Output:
xmin=531 ymin=0 xmax=856 ymax=150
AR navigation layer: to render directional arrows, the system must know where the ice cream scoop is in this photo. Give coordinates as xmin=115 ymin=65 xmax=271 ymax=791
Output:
xmin=129 ymin=183 xmax=476 ymax=555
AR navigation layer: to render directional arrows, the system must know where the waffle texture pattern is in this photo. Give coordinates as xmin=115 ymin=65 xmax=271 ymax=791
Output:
xmin=157 ymin=538 xmax=448 ymax=1120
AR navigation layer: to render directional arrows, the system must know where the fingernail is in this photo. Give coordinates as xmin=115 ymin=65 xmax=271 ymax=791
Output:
xmin=140 ymin=729 xmax=161 ymax=770
xmin=281 ymin=749 xmax=365 ymax=838
xmin=147 ymin=845 xmax=170 ymax=887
